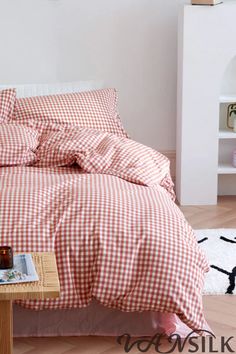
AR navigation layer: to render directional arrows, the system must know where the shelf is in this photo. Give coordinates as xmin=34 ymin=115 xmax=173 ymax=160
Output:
xmin=218 ymin=163 xmax=236 ymax=174
xmin=219 ymin=129 xmax=236 ymax=139
xmin=220 ymin=95 xmax=236 ymax=103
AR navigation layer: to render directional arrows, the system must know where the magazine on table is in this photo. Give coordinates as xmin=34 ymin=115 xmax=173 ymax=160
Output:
xmin=0 ymin=254 xmax=39 ymax=284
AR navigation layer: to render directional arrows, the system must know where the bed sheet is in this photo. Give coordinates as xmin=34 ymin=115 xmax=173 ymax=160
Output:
xmin=13 ymin=301 xmax=194 ymax=338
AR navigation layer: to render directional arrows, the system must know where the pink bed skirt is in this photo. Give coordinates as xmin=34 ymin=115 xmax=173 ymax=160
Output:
xmin=13 ymin=300 xmax=210 ymax=338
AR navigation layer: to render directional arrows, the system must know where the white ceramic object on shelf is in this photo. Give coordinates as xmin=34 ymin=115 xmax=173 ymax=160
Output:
xmin=233 ymin=117 xmax=236 ymax=133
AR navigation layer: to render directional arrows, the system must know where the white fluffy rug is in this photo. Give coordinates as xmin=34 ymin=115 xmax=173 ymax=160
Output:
xmin=195 ymin=229 xmax=236 ymax=295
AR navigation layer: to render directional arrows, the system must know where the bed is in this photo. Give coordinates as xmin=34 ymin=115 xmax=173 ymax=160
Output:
xmin=0 ymin=82 xmax=210 ymax=338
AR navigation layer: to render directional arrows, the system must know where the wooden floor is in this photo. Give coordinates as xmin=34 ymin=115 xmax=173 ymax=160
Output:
xmin=14 ymin=197 xmax=236 ymax=354
xmin=180 ymin=196 xmax=236 ymax=229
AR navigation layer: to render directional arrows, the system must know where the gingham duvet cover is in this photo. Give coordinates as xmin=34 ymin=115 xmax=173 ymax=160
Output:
xmin=0 ymin=127 xmax=209 ymax=332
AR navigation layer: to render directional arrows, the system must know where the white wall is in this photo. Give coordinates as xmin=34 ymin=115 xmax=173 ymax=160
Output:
xmin=0 ymin=0 xmax=186 ymax=150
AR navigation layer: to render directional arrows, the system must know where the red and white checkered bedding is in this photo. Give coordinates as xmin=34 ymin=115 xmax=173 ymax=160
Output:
xmin=0 ymin=122 xmax=39 ymax=166
xmin=0 ymin=126 xmax=209 ymax=332
xmin=0 ymin=88 xmax=16 ymax=122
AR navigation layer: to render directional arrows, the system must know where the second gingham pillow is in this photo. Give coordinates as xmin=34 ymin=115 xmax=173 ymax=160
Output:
xmin=12 ymin=88 xmax=128 ymax=137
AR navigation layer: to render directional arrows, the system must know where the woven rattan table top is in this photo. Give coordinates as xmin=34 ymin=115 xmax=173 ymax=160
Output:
xmin=0 ymin=252 xmax=60 ymax=300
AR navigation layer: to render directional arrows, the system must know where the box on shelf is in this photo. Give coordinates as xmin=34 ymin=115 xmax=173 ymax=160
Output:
xmin=191 ymin=0 xmax=222 ymax=5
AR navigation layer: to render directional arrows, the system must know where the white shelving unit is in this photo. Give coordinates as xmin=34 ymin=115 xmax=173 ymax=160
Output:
xmin=218 ymin=129 xmax=236 ymax=139
xmin=177 ymin=3 xmax=236 ymax=205
xmin=218 ymin=163 xmax=236 ymax=175
xmin=219 ymin=95 xmax=236 ymax=103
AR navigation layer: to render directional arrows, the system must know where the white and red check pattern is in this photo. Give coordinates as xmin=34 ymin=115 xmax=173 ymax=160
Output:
xmin=0 ymin=122 xmax=39 ymax=166
xmin=12 ymin=88 xmax=128 ymax=137
xmin=0 ymin=127 xmax=209 ymax=331
xmin=0 ymin=88 xmax=16 ymax=122
xmin=34 ymin=127 xmax=175 ymax=199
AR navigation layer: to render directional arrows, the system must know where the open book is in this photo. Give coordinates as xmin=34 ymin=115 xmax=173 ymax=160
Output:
xmin=0 ymin=254 xmax=39 ymax=284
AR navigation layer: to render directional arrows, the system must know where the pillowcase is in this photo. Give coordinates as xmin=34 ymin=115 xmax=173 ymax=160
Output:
xmin=0 ymin=123 xmax=39 ymax=166
xmin=12 ymin=88 xmax=128 ymax=138
xmin=0 ymin=89 xmax=16 ymax=122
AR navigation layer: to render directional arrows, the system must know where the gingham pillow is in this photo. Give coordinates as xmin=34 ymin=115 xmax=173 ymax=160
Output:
xmin=0 ymin=89 xmax=16 ymax=122
xmin=0 ymin=123 xmax=39 ymax=166
xmin=12 ymin=88 xmax=128 ymax=137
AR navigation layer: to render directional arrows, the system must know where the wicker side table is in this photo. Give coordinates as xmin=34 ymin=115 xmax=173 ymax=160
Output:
xmin=0 ymin=252 xmax=60 ymax=354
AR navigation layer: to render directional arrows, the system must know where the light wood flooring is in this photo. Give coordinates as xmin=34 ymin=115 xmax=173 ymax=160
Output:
xmin=14 ymin=197 xmax=236 ymax=354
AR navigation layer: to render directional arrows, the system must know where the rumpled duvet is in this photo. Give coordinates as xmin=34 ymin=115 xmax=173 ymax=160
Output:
xmin=0 ymin=124 xmax=209 ymax=332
